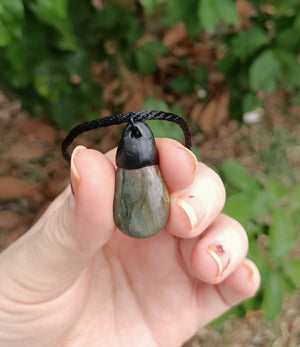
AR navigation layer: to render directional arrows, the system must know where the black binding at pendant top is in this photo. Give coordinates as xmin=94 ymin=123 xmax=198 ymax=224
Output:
xmin=62 ymin=110 xmax=192 ymax=163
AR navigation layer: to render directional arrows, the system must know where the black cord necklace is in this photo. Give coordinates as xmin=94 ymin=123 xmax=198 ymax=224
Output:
xmin=62 ymin=110 xmax=192 ymax=239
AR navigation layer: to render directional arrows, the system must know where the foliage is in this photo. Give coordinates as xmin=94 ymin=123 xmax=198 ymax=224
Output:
xmin=218 ymin=2 xmax=300 ymax=119
xmin=0 ymin=1 xmax=145 ymax=128
xmin=1 ymin=1 xmax=300 ymax=126
xmin=146 ymin=0 xmax=300 ymax=119
xmin=218 ymin=161 xmax=300 ymax=321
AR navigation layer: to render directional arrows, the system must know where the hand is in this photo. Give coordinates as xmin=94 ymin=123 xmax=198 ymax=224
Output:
xmin=0 ymin=139 xmax=260 ymax=347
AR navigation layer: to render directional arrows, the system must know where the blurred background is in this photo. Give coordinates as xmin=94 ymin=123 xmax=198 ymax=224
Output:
xmin=0 ymin=0 xmax=299 ymax=345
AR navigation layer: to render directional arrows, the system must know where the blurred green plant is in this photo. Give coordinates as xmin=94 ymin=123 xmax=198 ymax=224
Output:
xmin=1 ymin=0 xmax=300 ymax=127
xmin=218 ymin=2 xmax=300 ymax=119
xmin=0 ymin=0 xmax=147 ymax=128
xmin=141 ymin=0 xmax=300 ymax=119
xmin=217 ymin=161 xmax=300 ymax=321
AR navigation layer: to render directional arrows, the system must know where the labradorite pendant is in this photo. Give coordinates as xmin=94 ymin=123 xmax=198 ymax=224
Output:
xmin=61 ymin=110 xmax=192 ymax=239
xmin=113 ymin=119 xmax=169 ymax=238
xmin=113 ymin=166 xmax=169 ymax=239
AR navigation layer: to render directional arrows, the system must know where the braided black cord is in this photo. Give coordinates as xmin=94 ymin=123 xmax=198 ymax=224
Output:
xmin=62 ymin=110 xmax=192 ymax=163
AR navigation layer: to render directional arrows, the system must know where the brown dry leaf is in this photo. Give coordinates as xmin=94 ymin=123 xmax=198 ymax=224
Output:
xmin=122 ymin=75 xmax=156 ymax=113
xmin=289 ymin=106 xmax=300 ymax=119
xmin=18 ymin=118 xmax=55 ymax=142
xmin=3 ymin=141 xmax=48 ymax=163
xmin=172 ymin=43 xmax=211 ymax=58
xmin=163 ymin=23 xmax=187 ymax=47
xmin=190 ymin=103 xmax=204 ymax=122
xmin=209 ymin=71 xmax=226 ymax=84
xmin=191 ymin=91 xmax=230 ymax=134
xmin=0 ymin=110 xmax=11 ymax=136
xmin=0 ymin=176 xmax=42 ymax=200
xmin=245 ymin=310 xmax=264 ymax=319
xmin=0 ymin=229 xmax=26 ymax=250
xmin=0 ymin=157 xmax=12 ymax=175
xmin=156 ymin=56 xmax=179 ymax=76
xmin=103 ymin=79 xmax=120 ymax=104
xmin=237 ymin=0 xmax=257 ymax=29
xmin=42 ymin=167 xmax=69 ymax=200
xmin=122 ymin=92 xmax=145 ymax=114
xmin=198 ymin=99 xmax=218 ymax=133
xmin=214 ymin=90 xmax=230 ymax=129
xmin=0 ymin=210 xmax=29 ymax=229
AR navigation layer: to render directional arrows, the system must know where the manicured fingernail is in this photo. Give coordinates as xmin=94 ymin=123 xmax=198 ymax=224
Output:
xmin=70 ymin=145 xmax=87 ymax=195
xmin=206 ymin=243 xmax=231 ymax=278
xmin=177 ymin=145 xmax=198 ymax=173
xmin=176 ymin=196 xmax=199 ymax=229
xmin=242 ymin=259 xmax=254 ymax=281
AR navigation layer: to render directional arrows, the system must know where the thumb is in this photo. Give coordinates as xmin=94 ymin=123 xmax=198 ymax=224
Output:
xmin=0 ymin=146 xmax=116 ymax=301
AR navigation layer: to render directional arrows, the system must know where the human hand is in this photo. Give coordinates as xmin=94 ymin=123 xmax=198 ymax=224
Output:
xmin=0 ymin=139 xmax=260 ymax=347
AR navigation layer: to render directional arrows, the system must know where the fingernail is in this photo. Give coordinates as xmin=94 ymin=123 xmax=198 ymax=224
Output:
xmin=242 ymin=259 xmax=254 ymax=281
xmin=70 ymin=145 xmax=87 ymax=196
xmin=206 ymin=243 xmax=231 ymax=278
xmin=176 ymin=196 xmax=200 ymax=230
xmin=176 ymin=145 xmax=198 ymax=173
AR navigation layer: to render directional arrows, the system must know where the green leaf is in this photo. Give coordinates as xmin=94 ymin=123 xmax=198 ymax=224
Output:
xmin=141 ymin=40 xmax=167 ymax=54
xmin=136 ymin=47 xmax=156 ymax=74
xmin=34 ymin=61 xmax=71 ymax=102
xmin=242 ymin=92 xmax=262 ymax=113
xmin=284 ymin=259 xmax=300 ymax=287
xmin=136 ymin=41 xmax=166 ymax=74
xmin=146 ymin=119 xmax=184 ymax=141
xmin=185 ymin=15 xmax=201 ymax=38
xmin=266 ymin=178 xmax=288 ymax=201
xmin=52 ymin=91 xmax=86 ymax=129
xmin=276 ymin=28 xmax=300 ymax=51
xmin=29 ymin=0 xmax=76 ymax=50
xmin=292 ymin=89 xmax=300 ymax=105
xmin=231 ymin=27 xmax=270 ymax=57
xmin=275 ymin=50 xmax=300 ymax=87
xmin=221 ymin=160 xmax=259 ymax=192
xmin=198 ymin=0 xmax=238 ymax=33
xmin=218 ymin=54 xmax=239 ymax=74
xmin=139 ymin=0 xmax=165 ymax=12
xmin=0 ymin=0 xmax=24 ymax=18
xmin=250 ymin=190 xmax=270 ymax=220
xmin=144 ymin=97 xmax=169 ymax=112
xmin=170 ymin=75 xmax=193 ymax=95
xmin=0 ymin=0 xmax=24 ymax=41
xmin=249 ymin=50 xmax=281 ymax=92
xmin=0 ymin=8 xmax=23 ymax=39
xmin=194 ymin=67 xmax=208 ymax=85
xmin=261 ymin=271 xmax=283 ymax=320
xmin=273 ymin=0 xmax=300 ymax=11
xmin=52 ymin=0 xmax=69 ymax=17
xmin=222 ymin=193 xmax=251 ymax=228
xmin=144 ymin=97 xmax=185 ymax=141
xmin=198 ymin=0 xmax=219 ymax=34
xmin=0 ymin=18 xmax=10 ymax=46
xmin=214 ymin=0 xmax=238 ymax=25
xmin=294 ymin=10 xmax=300 ymax=31
xmin=291 ymin=185 xmax=300 ymax=208
xmin=269 ymin=210 xmax=296 ymax=258
xmin=62 ymin=50 xmax=90 ymax=80
xmin=247 ymin=239 xmax=269 ymax=280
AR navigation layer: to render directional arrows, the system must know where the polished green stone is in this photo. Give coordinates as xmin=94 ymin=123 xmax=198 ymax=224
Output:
xmin=113 ymin=165 xmax=169 ymax=238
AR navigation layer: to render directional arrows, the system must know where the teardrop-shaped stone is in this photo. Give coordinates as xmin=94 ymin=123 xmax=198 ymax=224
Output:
xmin=113 ymin=165 xmax=169 ymax=238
